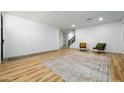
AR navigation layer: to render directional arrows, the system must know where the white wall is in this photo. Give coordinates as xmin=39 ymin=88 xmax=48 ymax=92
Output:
xmin=71 ymin=21 xmax=124 ymax=54
xmin=59 ymin=31 xmax=64 ymax=48
xmin=63 ymin=32 xmax=69 ymax=46
xmin=68 ymin=31 xmax=75 ymax=40
xmin=3 ymin=14 xmax=60 ymax=58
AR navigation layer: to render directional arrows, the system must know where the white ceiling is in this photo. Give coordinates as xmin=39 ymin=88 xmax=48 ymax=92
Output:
xmin=5 ymin=11 xmax=124 ymax=31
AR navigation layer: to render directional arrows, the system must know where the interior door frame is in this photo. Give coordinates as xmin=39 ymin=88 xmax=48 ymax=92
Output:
xmin=1 ymin=12 xmax=4 ymax=63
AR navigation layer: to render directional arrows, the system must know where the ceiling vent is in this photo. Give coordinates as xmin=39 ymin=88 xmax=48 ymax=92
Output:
xmin=86 ymin=17 xmax=92 ymax=21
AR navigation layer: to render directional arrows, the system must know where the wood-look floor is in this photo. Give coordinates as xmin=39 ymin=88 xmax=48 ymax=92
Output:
xmin=0 ymin=48 xmax=124 ymax=82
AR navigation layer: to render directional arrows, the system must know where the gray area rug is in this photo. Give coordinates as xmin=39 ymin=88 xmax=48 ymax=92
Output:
xmin=42 ymin=51 xmax=111 ymax=82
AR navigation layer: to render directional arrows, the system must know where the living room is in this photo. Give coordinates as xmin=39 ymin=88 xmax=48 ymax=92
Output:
xmin=0 ymin=11 xmax=124 ymax=82
xmin=0 ymin=0 xmax=124 ymax=92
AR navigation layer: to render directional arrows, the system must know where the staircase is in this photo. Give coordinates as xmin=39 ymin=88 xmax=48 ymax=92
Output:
xmin=68 ymin=36 xmax=75 ymax=47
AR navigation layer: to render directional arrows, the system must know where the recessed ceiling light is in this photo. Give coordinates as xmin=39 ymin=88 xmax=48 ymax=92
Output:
xmin=72 ymin=24 xmax=75 ymax=28
xmin=98 ymin=17 xmax=103 ymax=21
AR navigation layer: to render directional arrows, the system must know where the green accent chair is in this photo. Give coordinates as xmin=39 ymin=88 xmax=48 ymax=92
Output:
xmin=93 ymin=43 xmax=106 ymax=52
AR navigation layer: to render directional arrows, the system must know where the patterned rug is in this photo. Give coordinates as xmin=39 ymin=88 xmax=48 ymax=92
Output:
xmin=42 ymin=51 xmax=111 ymax=82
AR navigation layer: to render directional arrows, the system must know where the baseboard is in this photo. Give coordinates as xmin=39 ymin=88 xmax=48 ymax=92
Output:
xmin=2 ymin=49 xmax=59 ymax=63
xmin=1 ymin=48 xmax=123 ymax=63
xmin=69 ymin=48 xmax=123 ymax=55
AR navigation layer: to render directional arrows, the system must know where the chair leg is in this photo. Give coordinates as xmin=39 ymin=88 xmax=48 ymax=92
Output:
xmin=80 ymin=48 xmax=82 ymax=51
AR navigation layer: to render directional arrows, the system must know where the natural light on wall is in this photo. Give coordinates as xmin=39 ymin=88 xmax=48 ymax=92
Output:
xmin=68 ymin=32 xmax=74 ymax=40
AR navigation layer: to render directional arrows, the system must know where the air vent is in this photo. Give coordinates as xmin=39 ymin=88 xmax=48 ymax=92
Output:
xmin=86 ymin=17 xmax=92 ymax=21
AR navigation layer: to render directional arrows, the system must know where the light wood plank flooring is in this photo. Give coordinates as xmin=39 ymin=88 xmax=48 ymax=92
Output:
xmin=0 ymin=48 xmax=124 ymax=82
